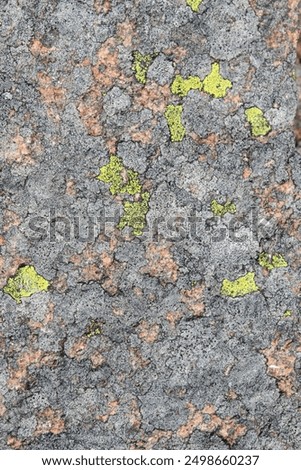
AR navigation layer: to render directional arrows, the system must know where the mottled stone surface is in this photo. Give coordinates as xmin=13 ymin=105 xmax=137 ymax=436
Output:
xmin=0 ymin=0 xmax=300 ymax=450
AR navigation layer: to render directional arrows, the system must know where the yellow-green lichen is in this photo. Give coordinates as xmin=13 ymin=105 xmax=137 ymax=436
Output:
xmin=211 ymin=199 xmax=236 ymax=217
xmin=85 ymin=320 xmax=102 ymax=338
xmin=171 ymin=75 xmax=202 ymax=97
xmin=118 ymin=192 xmax=150 ymax=236
xmin=186 ymin=0 xmax=203 ymax=12
xmin=202 ymin=63 xmax=232 ymax=98
xmin=3 ymin=265 xmax=49 ymax=304
xmin=245 ymin=107 xmax=271 ymax=137
xmin=221 ymin=272 xmax=259 ymax=298
xmin=283 ymin=310 xmax=292 ymax=318
xmin=258 ymin=252 xmax=288 ymax=270
xmin=97 ymin=155 xmax=142 ymax=195
xmin=132 ymin=51 xmax=156 ymax=84
xmin=97 ymin=155 xmax=150 ymax=237
xmin=164 ymin=104 xmax=186 ymax=142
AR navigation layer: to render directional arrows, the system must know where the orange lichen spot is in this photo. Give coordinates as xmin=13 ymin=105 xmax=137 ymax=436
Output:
xmin=131 ymin=430 xmax=172 ymax=450
xmin=177 ymin=403 xmax=203 ymax=439
xmin=128 ymin=398 xmax=142 ymax=430
xmin=3 ymin=132 xmax=40 ymax=165
xmin=94 ymin=0 xmax=111 ymax=14
xmin=254 ymin=182 xmax=300 ymax=239
xmin=97 ymin=400 xmax=119 ymax=423
xmin=77 ymin=89 xmax=103 ymax=136
xmin=83 ymin=264 xmax=103 ymax=282
xmin=117 ymin=20 xmax=136 ymax=48
xmin=226 ymin=389 xmax=238 ymax=400
xmin=277 ymin=179 xmax=295 ymax=195
xmin=106 ymin=137 xmax=118 ymax=154
xmin=163 ymin=46 xmax=187 ymax=63
xmin=65 ymin=338 xmax=88 ymax=361
xmin=166 ymin=311 xmax=183 ymax=328
xmin=112 ymin=306 xmax=124 ymax=316
xmin=90 ymin=351 xmax=105 ymax=368
xmin=52 ymin=273 xmax=68 ymax=293
xmin=37 ymin=72 xmax=66 ymax=123
xmin=224 ymin=93 xmax=243 ymax=112
xmin=267 ymin=21 xmax=299 ymax=56
xmin=69 ymin=246 xmax=123 ymax=288
xmin=30 ymin=39 xmax=54 ymax=58
xmin=142 ymin=243 xmax=178 ymax=284
xmin=100 ymin=251 xmax=113 ymax=269
xmin=7 ymin=436 xmax=23 ymax=449
xmin=101 ymin=259 xmax=125 ymax=296
xmin=7 ymin=350 xmax=58 ymax=390
xmin=181 ymin=284 xmax=205 ymax=317
xmin=0 ymin=394 xmax=6 ymax=417
xmin=66 ymin=179 xmax=76 ymax=196
xmin=133 ymin=286 xmax=143 ymax=297
xmin=137 ymin=320 xmax=160 ymax=343
xmin=92 ymin=38 xmax=125 ymax=88
xmin=243 ymin=167 xmax=252 ymax=179
xmin=77 ymin=31 xmax=131 ymax=135
xmin=193 ymin=132 xmax=221 ymax=159
xmin=35 ymin=408 xmax=65 ymax=436
xmin=134 ymin=83 xmax=171 ymax=114
xmin=3 ymin=210 xmax=21 ymax=232
xmin=129 ymin=347 xmax=150 ymax=370
xmin=177 ymin=403 xmax=246 ymax=446
xmin=37 ymin=72 xmax=66 ymax=109
xmin=130 ymin=127 xmax=153 ymax=144
xmin=261 ymin=335 xmax=297 ymax=397
xmin=28 ymin=300 xmax=54 ymax=330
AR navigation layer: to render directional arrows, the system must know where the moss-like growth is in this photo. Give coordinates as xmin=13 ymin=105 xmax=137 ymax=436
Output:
xmin=171 ymin=75 xmax=202 ymax=97
xmin=258 ymin=252 xmax=288 ymax=270
xmin=118 ymin=192 xmax=150 ymax=236
xmin=203 ymin=63 xmax=232 ymax=98
xmin=245 ymin=107 xmax=271 ymax=137
xmin=186 ymin=0 xmax=203 ymax=12
xmin=97 ymin=156 xmax=150 ymax=237
xmin=85 ymin=320 xmax=102 ymax=338
xmin=221 ymin=272 xmax=259 ymax=298
xmin=164 ymin=104 xmax=186 ymax=142
xmin=97 ymin=155 xmax=142 ymax=195
xmin=3 ymin=265 xmax=49 ymax=303
xmin=132 ymin=51 xmax=156 ymax=84
xmin=211 ymin=199 xmax=236 ymax=217
xmin=283 ymin=310 xmax=292 ymax=318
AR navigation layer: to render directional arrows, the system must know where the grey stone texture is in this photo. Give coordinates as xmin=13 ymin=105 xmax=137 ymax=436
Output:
xmin=0 ymin=0 xmax=300 ymax=450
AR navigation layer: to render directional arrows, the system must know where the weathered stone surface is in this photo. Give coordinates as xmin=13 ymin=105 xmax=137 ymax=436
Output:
xmin=0 ymin=0 xmax=300 ymax=450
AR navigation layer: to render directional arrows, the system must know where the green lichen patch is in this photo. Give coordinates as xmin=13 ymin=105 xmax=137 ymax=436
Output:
xmin=97 ymin=155 xmax=142 ymax=195
xmin=186 ymin=0 xmax=203 ymax=12
xmin=283 ymin=310 xmax=292 ymax=318
xmin=203 ymin=63 xmax=232 ymax=98
xmin=164 ymin=104 xmax=186 ymax=142
xmin=3 ymin=265 xmax=50 ymax=304
xmin=258 ymin=252 xmax=288 ymax=270
xmin=171 ymin=75 xmax=202 ymax=97
xmin=211 ymin=199 xmax=236 ymax=217
xmin=245 ymin=107 xmax=271 ymax=137
xmin=97 ymin=156 xmax=150 ymax=237
xmin=221 ymin=272 xmax=259 ymax=298
xmin=132 ymin=51 xmax=156 ymax=84
xmin=85 ymin=320 xmax=102 ymax=338
xmin=118 ymin=192 xmax=150 ymax=236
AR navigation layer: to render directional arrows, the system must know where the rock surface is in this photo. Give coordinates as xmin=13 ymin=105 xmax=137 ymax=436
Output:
xmin=0 ymin=0 xmax=300 ymax=450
